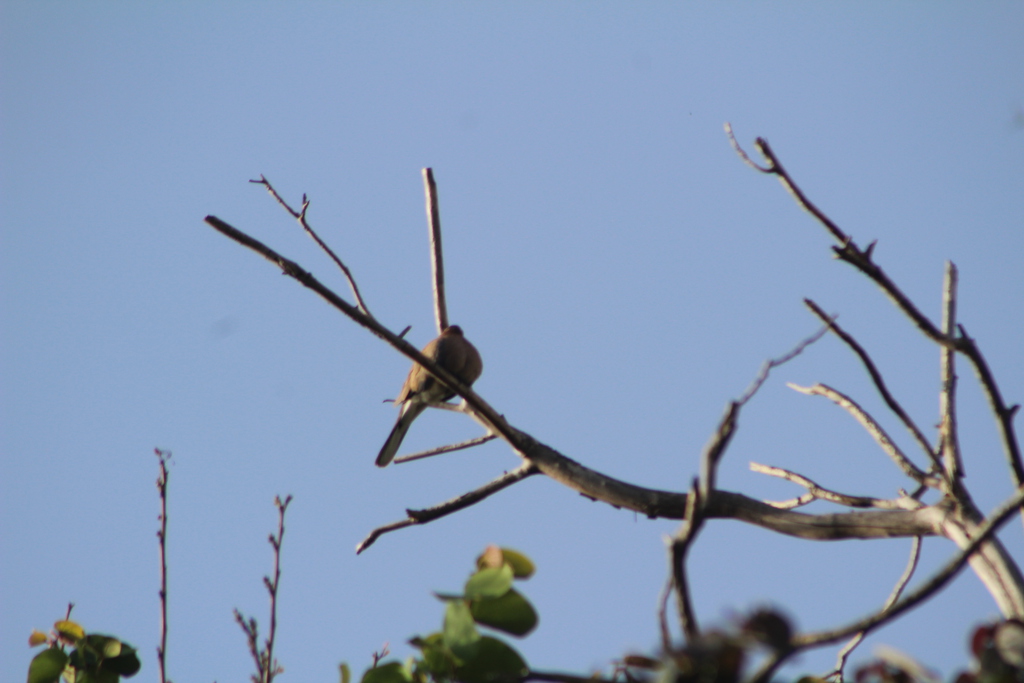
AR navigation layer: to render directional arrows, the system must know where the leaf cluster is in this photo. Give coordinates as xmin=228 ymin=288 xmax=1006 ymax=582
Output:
xmin=28 ymin=619 xmax=141 ymax=683
xmin=360 ymin=546 xmax=538 ymax=683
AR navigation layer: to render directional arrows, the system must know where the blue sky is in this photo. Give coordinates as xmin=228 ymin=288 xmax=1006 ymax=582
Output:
xmin=2 ymin=3 xmax=1023 ymax=682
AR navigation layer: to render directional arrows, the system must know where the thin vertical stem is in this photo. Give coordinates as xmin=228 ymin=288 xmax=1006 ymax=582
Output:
xmin=939 ymin=262 xmax=963 ymax=481
xmin=423 ymin=168 xmax=448 ymax=333
xmin=155 ymin=449 xmax=171 ymax=683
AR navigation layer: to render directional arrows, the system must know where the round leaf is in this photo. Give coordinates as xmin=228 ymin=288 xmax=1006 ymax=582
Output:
xmin=454 ymin=636 xmax=527 ymax=683
xmin=464 ymin=565 xmax=512 ymax=600
xmin=103 ymin=649 xmax=141 ymax=677
xmin=361 ymin=662 xmax=411 ymax=683
xmin=470 ymin=588 xmax=538 ymax=637
xmin=443 ymin=601 xmax=480 ymax=660
xmin=54 ymin=620 xmax=84 ymax=642
xmin=27 ymin=647 xmax=68 ymax=683
xmin=498 ymin=549 xmax=535 ymax=579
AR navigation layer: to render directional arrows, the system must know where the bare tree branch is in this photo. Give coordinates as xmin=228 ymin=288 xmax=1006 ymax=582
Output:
xmin=826 ymin=536 xmax=922 ymax=682
xmin=792 ymin=485 xmax=1024 ymax=650
xmin=204 ymin=217 xmax=945 ymax=544
xmin=804 ymin=299 xmax=939 ymax=471
xmin=751 ymin=462 xmax=920 ymax=511
xmin=727 ymin=126 xmax=1022 ymax=495
xmin=939 ymin=262 xmax=964 ymax=481
xmin=356 ymin=462 xmax=540 ymax=553
xmin=736 ymin=322 xmax=832 ymax=407
xmin=394 ymin=434 xmax=499 ymax=465
xmin=787 ymin=383 xmax=937 ymax=487
xmin=955 ymin=324 xmax=1024 ymax=492
xmin=423 ymin=168 xmax=448 ymax=333
xmin=671 ymin=480 xmax=705 ymax=641
xmin=155 ymin=449 xmax=171 ymax=683
xmin=657 ymin=572 xmax=674 ymax=653
xmin=699 ymin=403 xmax=738 ymax=501
xmin=250 ymin=175 xmax=373 ymax=318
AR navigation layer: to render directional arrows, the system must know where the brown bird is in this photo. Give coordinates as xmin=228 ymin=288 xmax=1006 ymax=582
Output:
xmin=376 ymin=325 xmax=483 ymax=467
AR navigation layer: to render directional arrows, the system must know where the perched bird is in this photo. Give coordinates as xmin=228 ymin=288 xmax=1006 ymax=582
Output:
xmin=376 ymin=325 xmax=483 ymax=467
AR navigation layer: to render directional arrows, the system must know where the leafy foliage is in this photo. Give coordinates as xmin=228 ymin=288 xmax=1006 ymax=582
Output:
xmin=357 ymin=545 xmax=537 ymax=683
xmin=27 ymin=617 xmax=140 ymax=683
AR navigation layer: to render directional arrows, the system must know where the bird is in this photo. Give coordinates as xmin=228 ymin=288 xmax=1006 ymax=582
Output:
xmin=376 ymin=325 xmax=483 ymax=467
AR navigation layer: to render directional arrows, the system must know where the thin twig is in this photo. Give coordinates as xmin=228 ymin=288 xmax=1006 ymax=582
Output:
xmin=938 ymin=262 xmax=964 ymax=481
xmin=699 ymin=402 xmax=739 ymax=501
xmin=423 ymin=168 xmax=448 ymax=333
xmin=792 ymin=485 xmax=1024 ymax=650
xmin=264 ymin=495 xmax=292 ymax=683
xmin=657 ymin=572 xmax=674 ymax=653
xmin=724 ymin=123 xmax=771 ymax=173
xmin=356 ymin=462 xmax=540 ymax=553
xmin=737 ymin=322 xmax=832 ymax=407
xmin=750 ymin=462 xmax=916 ymax=510
xmin=394 ymin=434 xmax=498 ymax=464
xmin=725 ymin=124 xmax=846 ymax=244
xmin=788 ymin=383 xmax=936 ymax=486
xmin=672 ymin=480 xmax=705 ymax=641
xmin=826 ymin=537 xmax=922 ymax=682
xmin=804 ymin=299 xmax=939 ymax=471
xmin=250 ymin=176 xmax=373 ymax=317
xmin=727 ymin=127 xmax=953 ymax=347
xmin=155 ymin=449 xmax=171 ymax=683
xmin=234 ymin=495 xmax=292 ymax=683
xmin=955 ymin=326 xmax=1024 ymax=495
xmin=234 ymin=611 xmax=262 ymax=683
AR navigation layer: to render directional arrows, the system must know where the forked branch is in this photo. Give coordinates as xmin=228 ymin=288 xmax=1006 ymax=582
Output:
xmin=726 ymin=123 xmax=1022 ymax=493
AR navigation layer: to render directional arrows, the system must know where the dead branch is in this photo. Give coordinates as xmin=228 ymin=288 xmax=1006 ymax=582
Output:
xmin=827 ymin=537 xmax=922 ymax=682
xmin=939 ymin=262 xmax=964 ymax=481
xmin=699 ymin=402 xmax=738 ymax=501
xmin=394 ymin=434 xmax=499 ymax=465
xmin=803 ymin=299 xmax=939 ymax=471
xmin=423 ymin=168 xmax=448 ymax=333
xmin=356 ymin=462 xmax=540 ymax=553
xmin=250 ymin=175 xmax=373 ymax=318
xmin=792 ymin=485 xmax=1024 ymax=650
xmin=750 ymin=462 xmax=919 ymax=511
xmin=727 ymin=124 xmax=1023 ymax=493
xmin=787 ymin=383 xmax=937 ymax=486
xmin=736 ymin=321 xmax=832 ymax=406
xmin=671 ymin=480 xmax=705 ymax=641
xmin=206 ymin=214 xmax=947 ymax=545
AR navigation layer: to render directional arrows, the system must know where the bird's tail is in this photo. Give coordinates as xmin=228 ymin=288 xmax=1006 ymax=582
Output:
xmin=376 ymin=402 xmax=426 ymax=467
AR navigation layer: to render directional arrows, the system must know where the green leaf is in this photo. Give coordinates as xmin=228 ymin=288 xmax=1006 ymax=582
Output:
xmin=69 ymin=644 xmax=100 ymax=672
xmin=102 ymin=650 xmax=141 ymax=677
xmin=85 ymin=636 xmax=121 ymax=659
xmin=453 ymin=636 xmax=527 ymax=683
xmin=443 ymin=601 xmax=480 ymax=660
xmin=498 ymin=549 xmax=535 ymax=579
xmin=464 ymin=566 xmax=513 ymax=600
xmin=410 ymin=632 xmax=456 ymax=680
xmin=54 ymin=621 xmax=85 ymax=642
xmin=362 ymin=662 xmax=411 ymax=683
xmin=470 ymin=589 xmax=538 ymax=637
xmin=340 ymin=662 xmax=351 ymax=683
xmin=27 ymin=647 xmax=68 ymax=683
